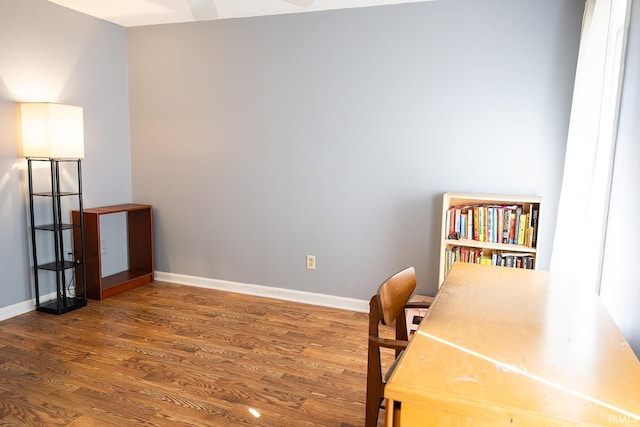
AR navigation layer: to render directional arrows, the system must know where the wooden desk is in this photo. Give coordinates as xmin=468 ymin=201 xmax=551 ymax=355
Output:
xmin=384 ymin=263 xmax=640 ymax=426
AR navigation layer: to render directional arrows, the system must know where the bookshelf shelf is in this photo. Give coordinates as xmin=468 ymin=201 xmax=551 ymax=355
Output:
xmin=438 ymin=192 xmax=542 ymax=287
xmin=445 ymin=238 xmax=538 ymax=253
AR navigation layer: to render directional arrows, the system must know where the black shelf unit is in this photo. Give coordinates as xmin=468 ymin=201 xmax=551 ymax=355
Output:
xmin=27 ymin=158 xmax=87 ymax=314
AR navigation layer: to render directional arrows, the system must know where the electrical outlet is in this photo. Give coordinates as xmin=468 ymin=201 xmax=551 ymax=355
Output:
xmin=306 ymin=255 xmax=316 ymax=270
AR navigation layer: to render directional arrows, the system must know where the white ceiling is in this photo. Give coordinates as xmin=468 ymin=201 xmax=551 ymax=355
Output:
xmin=48 ymin=0 xmax=436 ymax=27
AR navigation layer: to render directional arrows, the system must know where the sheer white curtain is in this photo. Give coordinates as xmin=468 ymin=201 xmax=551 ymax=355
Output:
xmin=551 ymin=0 xmax=632 ymax=292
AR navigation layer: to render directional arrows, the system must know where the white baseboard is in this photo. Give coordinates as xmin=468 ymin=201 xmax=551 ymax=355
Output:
xmin=0 ymin=292 xmax=58 ymax=322
xmin=154 ymin=271 xmax=369 ymax=313
xmin=0 ymin=276 xmax=369 ymax=322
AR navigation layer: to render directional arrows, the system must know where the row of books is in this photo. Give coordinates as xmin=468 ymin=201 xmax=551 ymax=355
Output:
xmin=445 ymin=203 xmax=539 ymax=248
xmin=444 ymin=246 xmax=535 ymax=277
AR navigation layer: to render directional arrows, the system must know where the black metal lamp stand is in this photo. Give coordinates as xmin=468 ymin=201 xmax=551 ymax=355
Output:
xmin=27 ymin=157 xmax=87 ymax=314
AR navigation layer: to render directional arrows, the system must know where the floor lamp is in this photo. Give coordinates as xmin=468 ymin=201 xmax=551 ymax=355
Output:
xmin=20 ymin=103 xmax=87 ymax=314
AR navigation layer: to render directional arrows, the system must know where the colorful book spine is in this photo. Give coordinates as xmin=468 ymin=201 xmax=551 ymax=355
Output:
xmin=514 ymin=207 xmax=522 ymax=244
xmin=509 ymin=210 xmax=516 ymax=244
xmin=473 ymin=208 xmax=479 ymax=240
xmin=490 ymin=208 xmax=495 ymax=242
xmin=497 ymin=208 xmax=504 ymax=244
xmin=502 ymin=209 xmax=511 ymax=244
xmin=530 ymin=205 xmax=539 ymax=248
xmin=446 ymin=203 xmax=539 ymax=250
xmin=460 ymin=213 xmax=467 ymax=239
xmin=518 ymin=213 xmax=527 ymax=246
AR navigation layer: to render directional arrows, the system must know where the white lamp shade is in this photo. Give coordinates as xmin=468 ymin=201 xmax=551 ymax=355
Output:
xmin=20 ymin=103 xmax=85 ymax=159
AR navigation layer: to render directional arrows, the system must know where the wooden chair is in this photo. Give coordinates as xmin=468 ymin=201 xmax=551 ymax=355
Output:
xmin=365 ymin=267 xmax=434 ymax=427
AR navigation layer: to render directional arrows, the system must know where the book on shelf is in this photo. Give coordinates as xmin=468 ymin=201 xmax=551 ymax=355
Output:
xmin=502 ymin=208 xmax=511 ymax=243
xmin=508 ymin=209 xmax=516 ymax=244
xmin=518 ymin=213 xmax=528 ymax=246
xmin=478 ymin=207 xmax=485 ymax=242
xmin=496 ymin=208 xmax=503 ymax=244
xmin=486 ymin=208 xmax=493 ymax=243
xmin=445 ymin=203 xmax=538 ymax=249
xmin=513 ymin=206 xmax=522 ymax=244
xmin=443 ymin=246 xmax=535 ymax=277
xmin=530 ymin=205 xmax=539 ymax=248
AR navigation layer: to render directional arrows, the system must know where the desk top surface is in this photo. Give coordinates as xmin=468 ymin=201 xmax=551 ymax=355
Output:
xmin=385 ymin=263 xmax=640 ymax=426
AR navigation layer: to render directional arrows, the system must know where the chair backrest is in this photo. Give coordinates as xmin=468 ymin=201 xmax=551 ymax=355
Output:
xmin=378 ymin=266 xmax=417 ymax=326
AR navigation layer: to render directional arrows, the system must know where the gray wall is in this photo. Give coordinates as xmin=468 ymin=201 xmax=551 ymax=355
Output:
xmin=0 ymin=0 xmax=132 ymax=309
xmin=128 ymin=0 xmax=584 ymax=299
xmin=601 ymin=0 xmax=640 ymax=356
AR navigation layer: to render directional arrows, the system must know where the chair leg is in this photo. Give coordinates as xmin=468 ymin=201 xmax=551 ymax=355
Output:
xmin=365 ymin=386 xmax=383 ymax=427
xmin=365 ymin=348 xmax=383 ymax=427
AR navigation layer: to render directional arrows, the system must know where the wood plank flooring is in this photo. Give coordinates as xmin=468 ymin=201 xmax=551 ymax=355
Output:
xmin=0 ymin=282 xmax=395 ymax=426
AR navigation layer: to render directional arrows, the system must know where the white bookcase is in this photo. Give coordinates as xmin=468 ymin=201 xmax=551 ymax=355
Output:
xmin=438 ymin=192 xmax=542 ymax=287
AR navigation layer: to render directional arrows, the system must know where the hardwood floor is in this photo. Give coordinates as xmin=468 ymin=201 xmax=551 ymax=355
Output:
xmin=0 ymin=282 xmax=394 ymax=426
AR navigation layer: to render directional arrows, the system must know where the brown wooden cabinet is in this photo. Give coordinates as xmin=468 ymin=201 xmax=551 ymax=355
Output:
xmin=73 ymin=204 xmax=154 ymax=300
